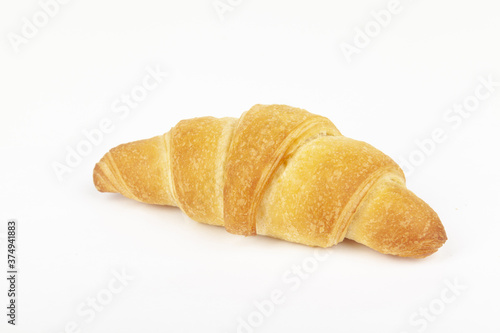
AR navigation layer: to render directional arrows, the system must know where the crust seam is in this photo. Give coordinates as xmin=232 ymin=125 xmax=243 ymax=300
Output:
xmin=331 ymin=165 xmax=404 ymax=245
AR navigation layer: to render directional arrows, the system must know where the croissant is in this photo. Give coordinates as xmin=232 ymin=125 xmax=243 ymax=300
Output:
xmin=93 ymin=104 xmax=447 ymax=258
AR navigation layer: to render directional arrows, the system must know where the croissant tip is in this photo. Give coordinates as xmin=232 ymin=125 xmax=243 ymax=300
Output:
xmin=93 ymin=161 xmax=118 ymax=193
xmin=388 ymin=222 xmax=448 ymax=259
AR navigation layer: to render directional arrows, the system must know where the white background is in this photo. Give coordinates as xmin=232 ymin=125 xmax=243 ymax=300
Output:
xmin=1 ymin=0 xmax=499 ymax=332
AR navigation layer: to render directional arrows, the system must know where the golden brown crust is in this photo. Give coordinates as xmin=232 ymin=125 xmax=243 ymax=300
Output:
xmin=256 ymin=136 xmax=405 ymax=247
xmin=171 ymin=117 xmax=237 ymax=225
xmin=93 ymin=135 xmax=176 ymax=205
xmin=93 ymin=104 xmax=447 ymax=258
xmin=346 ymin=176 xmax=447 ymax=258
xmin=223 ymin=104 xmax=341 ymax=236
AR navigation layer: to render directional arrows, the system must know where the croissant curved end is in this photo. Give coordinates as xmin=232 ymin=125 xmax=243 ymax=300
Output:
xmin=92 ymin=136 xmax=177 ymax=206
xmin=346 ymin=177 xmax=447 ymax=258
xmin=93 ymin=158 xmax=117 ymax=193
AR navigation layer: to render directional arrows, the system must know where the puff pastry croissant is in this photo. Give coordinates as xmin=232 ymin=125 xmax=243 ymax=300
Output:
xmin=93 ymin=104 xmax=447 ymax=258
